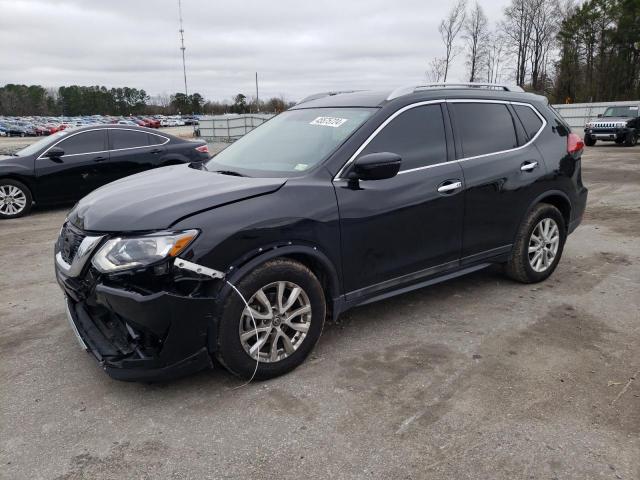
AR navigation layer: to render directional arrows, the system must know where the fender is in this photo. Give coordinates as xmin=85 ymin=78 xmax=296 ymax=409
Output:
xmin=205 ymin=243 xmax=343 ymax=352
xmin=214 ymin=242 xmax=342 ymax=311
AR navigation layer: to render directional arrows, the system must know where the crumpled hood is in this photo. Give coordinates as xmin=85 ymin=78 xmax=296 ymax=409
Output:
xmin=68 ymin=164 xmax=287 ymax=232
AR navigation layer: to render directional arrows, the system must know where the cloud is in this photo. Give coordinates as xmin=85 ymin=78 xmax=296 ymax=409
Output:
xmin=0 ymin=0 xmax=510 ymax=102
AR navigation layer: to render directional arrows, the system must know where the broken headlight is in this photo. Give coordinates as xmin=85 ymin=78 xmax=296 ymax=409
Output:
xmin=92 ymin=230 xmax=198 ymax=273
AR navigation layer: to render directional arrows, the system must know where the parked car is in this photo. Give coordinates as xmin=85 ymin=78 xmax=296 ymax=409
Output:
xmin=584 ymin=104 xmax=639 ymax=146
xmin=0 ymin=123 xmax=28 ymax=137
xmin=0 ymin=125 xmax=209 ymax=219
xmin=52 ymin=83 xmax=588 ymax=382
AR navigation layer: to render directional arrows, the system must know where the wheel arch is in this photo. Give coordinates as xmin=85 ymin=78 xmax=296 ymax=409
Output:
xmin=217 ymin=244 xmax=342 ymax=319
xmin=525 ymin=190 xmax=572 ymax=230
xmin=0 ymin=174 xmax=36 ymax=200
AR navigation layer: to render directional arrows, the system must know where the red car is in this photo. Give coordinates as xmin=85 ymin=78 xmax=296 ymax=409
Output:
xmin=141 ymin=117 xmax=160 ymax=128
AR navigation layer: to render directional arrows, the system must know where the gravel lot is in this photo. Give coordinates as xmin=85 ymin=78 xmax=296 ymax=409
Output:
xmin=1 ymin=144 xmax=638 ymax=479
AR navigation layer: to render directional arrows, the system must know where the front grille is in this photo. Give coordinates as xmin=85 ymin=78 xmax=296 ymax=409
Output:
xmin=60 ymin=224 xmax=86 ymax=265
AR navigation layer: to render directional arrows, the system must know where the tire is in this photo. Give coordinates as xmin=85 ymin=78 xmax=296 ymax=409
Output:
xmin=624 ymin=132 xmax=638 ymax=147
xmin=584 ymin=135 xmax=596 ymax=146
xmin=0 ymin=179 xmax=33 ymax=219
xmin=504 ymin=203 xmax=566 ymax=284
xmin=216 ymin=258 xmax=326 ymax=380
xmin=615 ymin=138 xmax=624 ymax=144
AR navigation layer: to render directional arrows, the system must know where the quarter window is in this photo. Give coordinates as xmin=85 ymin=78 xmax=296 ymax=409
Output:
xmin=57 ymin=130 xmax=106 ymax=156
xmin=513 ymin=104 xmax=543 ymax=140
xmin=452 ymin=103 xmax=518 ymax=157
xmin=110 ymin=130 xmax=150 ymax=150
xmin=359 ymin=104 xmax=447 ymax=171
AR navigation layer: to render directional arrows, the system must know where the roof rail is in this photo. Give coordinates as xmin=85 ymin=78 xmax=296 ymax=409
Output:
xmin=296 ymin=90 xmax=363 ymax=105
xmin=386 ymin=82 xmax=525 ymax=100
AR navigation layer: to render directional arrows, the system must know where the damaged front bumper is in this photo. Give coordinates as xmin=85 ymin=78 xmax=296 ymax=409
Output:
xmin=54 ymin=228 xmax=221 ymax=382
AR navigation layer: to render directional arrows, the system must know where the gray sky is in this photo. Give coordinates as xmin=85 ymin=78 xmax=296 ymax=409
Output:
xmin=0 ymin=0 xmax=509 ymax=102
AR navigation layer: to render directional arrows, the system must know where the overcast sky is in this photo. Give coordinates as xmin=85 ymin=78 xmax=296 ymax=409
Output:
xmin=0 ymin=0 xmax=510 ymax=102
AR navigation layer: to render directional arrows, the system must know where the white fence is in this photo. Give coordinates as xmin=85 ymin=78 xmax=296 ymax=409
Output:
xmin=198 ymin=114 xmax=275 ymax=142
xmin=551 ymin=100 xmax=640 ymax=132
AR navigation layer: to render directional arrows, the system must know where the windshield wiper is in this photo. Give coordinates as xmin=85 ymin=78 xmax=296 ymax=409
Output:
xmin=214 ymin=170 xmax=248 ymax=177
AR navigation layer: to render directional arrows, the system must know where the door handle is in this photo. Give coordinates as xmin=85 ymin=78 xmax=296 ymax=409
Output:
xmin=93 ymin=156 xmax=107 ymax=162
xmin=520 ymin=161 xmax=538 ymax=172
xmin=437 ymin=180 xmax=463 ymax=193
xmin=150 ymin=148 xmax=163 ymax=154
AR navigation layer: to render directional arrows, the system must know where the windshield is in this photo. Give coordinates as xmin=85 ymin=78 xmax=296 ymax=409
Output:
xmin=15 ymin=131 xmax=68 ymax=157
xmin=602 ymin=106 xmax=639 ymax=118
xmin=205 ymin=108 xmax=375 ymax=176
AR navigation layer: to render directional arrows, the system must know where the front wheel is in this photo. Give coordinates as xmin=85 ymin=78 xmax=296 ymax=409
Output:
xmin=584 ymin=135 xmax=596 ymax=146
xmin=624 ymin=132 xmax=638 ymax=147
xmin=504 ymin=203 xmax=566 ymax=283
xmin=0 ymin=179 xmax=33 ymax=219
xmin=216 ymin=258 xmax=326 ymax=380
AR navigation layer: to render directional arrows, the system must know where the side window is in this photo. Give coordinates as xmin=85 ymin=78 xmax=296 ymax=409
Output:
xmin=452 ymin=103 xmax=518 ymax=157
xmin=57 ymin=130 xmax=106 ymax=156
xmin=147 ymin=133 xmax=167 ymax=146
xmin=513 ymin=104 xmax=543 ymax=140
xmin=110 ymin=130 xmax=150 ymax=150
xmin=359 ymin=104 xmax=447 ymax=171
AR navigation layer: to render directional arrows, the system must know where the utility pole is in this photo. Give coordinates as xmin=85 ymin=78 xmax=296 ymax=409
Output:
xmin=255 ymin=72 xmax=260 ymax=112
xmin=178 ymin=0 xmax=188 ymax=98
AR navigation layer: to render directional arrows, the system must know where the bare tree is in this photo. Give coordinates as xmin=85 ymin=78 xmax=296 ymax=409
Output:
xmin=502 ymin=0 xmax=535 ymax=86
xmin=528 ymin=0 xmax=561 ymax=91
xmin=463 ymin=2 xmax=489 ymax=82
xmin=426 ymin=57 xmax=448 ymax=82
xmin=438 ymin=0 xmax=468 ymax=82
xmin=485 ymin=31 xmax=508 ymax=83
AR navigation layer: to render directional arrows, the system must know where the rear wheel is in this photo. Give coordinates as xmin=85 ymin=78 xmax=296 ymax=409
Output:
xmin=624 ymin=132 xmax=638 ymax=147
xmin=0 ymin=179 xmax=32 ymax=219
xmin=584 ymin=135 xmax=596 ymax=146
xmin=216 ymin=258 xmax=326 ymax=380
xmin=505 ymin=203 xmax=566 ymax=283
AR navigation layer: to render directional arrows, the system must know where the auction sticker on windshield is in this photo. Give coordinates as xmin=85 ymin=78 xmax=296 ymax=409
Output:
xmin=310 ymin=116 xmax=348 ymax=128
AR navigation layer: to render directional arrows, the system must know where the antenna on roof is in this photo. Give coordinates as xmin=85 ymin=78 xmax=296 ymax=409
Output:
xmin=178 ymin=0 xmax=188 ymax=99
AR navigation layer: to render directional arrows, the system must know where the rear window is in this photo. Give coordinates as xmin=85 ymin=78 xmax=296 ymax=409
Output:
xmin=452 ymin=103 xmax=518 ymax=157
xmin=513 ymin=104 xmax=543 ymax=140
xmin=110 ymin=129 xmax=149 ymax=150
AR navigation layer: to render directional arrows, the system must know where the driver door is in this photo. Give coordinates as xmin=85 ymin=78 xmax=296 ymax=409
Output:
xmin=334 ymin=103 xmax=465 ymax=300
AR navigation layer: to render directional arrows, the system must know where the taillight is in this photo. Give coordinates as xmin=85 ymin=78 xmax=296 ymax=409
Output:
xmin=567 ymin=133 xmax=584 ymax=155
xmin=195 ymin=144 xmax=209 ymax=154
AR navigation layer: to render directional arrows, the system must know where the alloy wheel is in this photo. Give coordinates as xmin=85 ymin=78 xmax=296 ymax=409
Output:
xmin=239 ymin=281 xmax=312 ymax=363
xmin=0 ymin=184 xmax=27 ymax=216
xmin=528 ymin=218 xmax=560 ymax=273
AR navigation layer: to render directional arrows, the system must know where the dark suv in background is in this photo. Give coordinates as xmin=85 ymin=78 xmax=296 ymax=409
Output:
xmin=584 ymin=104 xmax=639 ymax=146
xmin=54 ymin=83 xmax=588 ymax=382
xmin=0 ymin=125 xmax=209 ymax=218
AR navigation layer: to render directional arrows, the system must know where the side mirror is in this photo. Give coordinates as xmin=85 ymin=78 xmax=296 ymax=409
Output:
xmin=349 ymin=152 xmax=401 ymax=186
xmin=44 ymin=147 xmax=65 ymax=159
xmin=597 ymin=113 xmax=603 ymax=118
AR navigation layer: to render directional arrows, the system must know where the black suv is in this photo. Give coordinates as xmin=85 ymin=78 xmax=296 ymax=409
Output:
xmin=584 ymin=104 xmax=639 ymax=147
xmin=0 ymin=125 xmax=209 ymax=219
xmin=54 ymin=83 xmax=588 ymax=382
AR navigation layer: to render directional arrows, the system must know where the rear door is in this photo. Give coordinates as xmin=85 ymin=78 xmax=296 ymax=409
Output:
xmin=334 ymin=102 xmax=465 ymax=299
xmin=449 ymin=101 xmax=547 ymax=260
xmin=36 ymin=129 xmax=108 ymax=203
xmin=106 ymin=128 xmax=168 ymax=181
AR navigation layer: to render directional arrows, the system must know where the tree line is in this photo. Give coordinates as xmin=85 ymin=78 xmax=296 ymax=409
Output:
xmin=429 ymin=0 xmax=639 ymax=103
xmin=0 ymin=84 xmax=294 ymax=116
